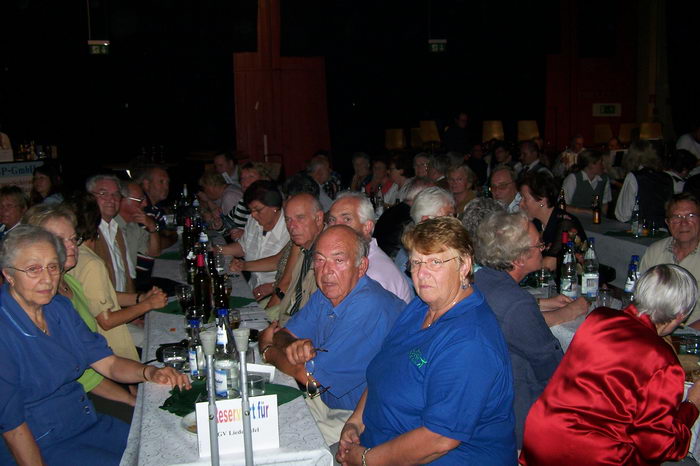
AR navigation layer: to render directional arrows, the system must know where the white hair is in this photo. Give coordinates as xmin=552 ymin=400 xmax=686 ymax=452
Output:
xmin=334 ymin=191 xmax=375 ymax=225
xmin=635 ymin=264 xmax=698 ymax=324
xmin=410 ymin=187 xmax=455 ymax=223
xmin=85 ymin=174 xmax=121 ymax=193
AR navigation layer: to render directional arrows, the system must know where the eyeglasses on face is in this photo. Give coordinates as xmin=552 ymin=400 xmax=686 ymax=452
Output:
xmin=250 ymin=205 xmax=268 ymax=214
xmin=529 ymin=241 xmax=546 ymax=252
xmin=667 ymin=213 xmax=700 ymax=224
xmin=126 ymin=196 xmax=145 ymax=204
xmin=7 ymin=263 xmax=63 ymax=278
xmin=409 ymin=256 xmax=459 ymax=272
xmin=490 ymin=181 xmax=514 ymax=191
xmin=61 ymin=235 xmax=83 ymax=247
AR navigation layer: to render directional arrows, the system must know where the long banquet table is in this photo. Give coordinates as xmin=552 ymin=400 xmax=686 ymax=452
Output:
xmin=119 ymin=250 xmax=333 ymax=466
xmin=578 ymin=214 xmax=658 ymax=288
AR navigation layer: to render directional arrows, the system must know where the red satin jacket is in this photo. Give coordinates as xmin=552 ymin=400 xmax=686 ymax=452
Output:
xmin=520 ymin=305 xmax=698 ymax=465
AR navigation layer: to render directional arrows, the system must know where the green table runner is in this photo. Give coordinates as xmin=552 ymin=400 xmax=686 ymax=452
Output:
xmin=155 ymin=296 xmax=256 ymax=315
xmin=160 ymin=380 xmax=304 ymax=417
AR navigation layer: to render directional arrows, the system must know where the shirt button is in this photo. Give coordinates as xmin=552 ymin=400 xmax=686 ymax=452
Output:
xmin=80 ymin=396 xmax=85 ymax=402
xmin=75 ymin=365 xmax=80 ymax=372
xmin=84 ymin=406 xmax=91 ymax=414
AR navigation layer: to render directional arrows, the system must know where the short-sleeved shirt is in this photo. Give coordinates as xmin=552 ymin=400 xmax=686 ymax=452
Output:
xmin=68 ymin=244 xmax=139 ymax=361
xmin=240 ymin=210 xmax=290 ymax=289
xmin=286 ymin=276 xmax=404 ymax=410
xmin=0 ymin=285 xmax=112 ymax=441
xmin=360 ymin=287 xmax=517 ymax=464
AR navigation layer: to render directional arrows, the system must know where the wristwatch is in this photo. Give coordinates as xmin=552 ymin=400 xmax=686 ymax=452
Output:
xmin=274 ymin=287 xmax=285 ymax=300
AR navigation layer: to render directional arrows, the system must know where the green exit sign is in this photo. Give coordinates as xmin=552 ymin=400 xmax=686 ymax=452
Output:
xmin=592 ymin=103 xmax=621 ymax=117
xmin=428 ymin=39 xmax=447 ymax=53
xmin=88 ymin=40 xmax=110 ymax=55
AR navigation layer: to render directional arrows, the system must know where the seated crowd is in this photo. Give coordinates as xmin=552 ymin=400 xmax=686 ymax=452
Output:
xmin=3 ymin=127 xmax=700 ymax=465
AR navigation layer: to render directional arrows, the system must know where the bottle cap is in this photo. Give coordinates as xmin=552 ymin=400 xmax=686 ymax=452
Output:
xmin=562 ymin=231 xmax=569 ymax=243
xmin=199 ymin=232 xmax=208 ymax=243
xmin=589 ymin=237 xmax=595 ymax=245
xmin=217 ymin=308 xmax=228 ymax=317
xmin=188 ymin=319 xmax=200 ymax=327
xmin=196 ymin=254 xmax=206 ymax=267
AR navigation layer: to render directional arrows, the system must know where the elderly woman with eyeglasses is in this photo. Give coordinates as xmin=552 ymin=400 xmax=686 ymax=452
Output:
xmin=22 ymin=204 xmax=137 ymax=408
xmin=0 ymin=225 xmax=190 ymax=465
xmin=337 ymin=217 xmax=516 ymax=465
xmin=473 ymin=211 xmax=587 ymax=449
xmin=521 ymin=264 xmax=700 ymax=465
xmin=220 ymin=180 xmax=289 ymax=301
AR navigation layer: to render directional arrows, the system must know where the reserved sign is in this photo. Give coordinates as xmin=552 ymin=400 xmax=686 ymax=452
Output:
xmin=195 ymin=394 xmax=280 ymax=457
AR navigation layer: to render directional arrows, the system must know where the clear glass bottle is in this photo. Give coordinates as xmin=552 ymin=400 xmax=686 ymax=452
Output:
xmin=581 ymin=238 xmax=599 ymax=300
xmin=187 ymin=319 xmax=205 ymax=381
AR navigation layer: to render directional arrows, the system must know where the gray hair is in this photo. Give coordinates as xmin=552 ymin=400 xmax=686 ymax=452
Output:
xmin=410 ymin=187 xmax=455 ymax=223
xmin=635 ymin=264 xmax=698 ymax=324
xmin=133 ymin=164 xmax=168 ymax=184
xmin=428 ymin=154 xmax=450 ymax=176
xmin=461 ymin=197 xmax=506 ymax=238
xmin=85 ymin=174 xmax=121 ymax=193
xmin=0 ymin=224 xmax=66 ymax=274
xmin=491 ymin=164 xmax=517 ymax=182
xmin=475 ymin=211 xmax=531 ymax=271
xmin=403 ymin=177 xmax=433 ymax=204
xmin=334 ymin=191 xmax=375 ymax=225
xmin=446 ymin=151 xmax=465 ymax=169
xmin=307 ymin=157 xmax=328 ymax=175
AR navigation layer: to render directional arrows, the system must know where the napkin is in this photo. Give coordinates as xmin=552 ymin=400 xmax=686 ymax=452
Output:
xmin=160 ymin=381 xmax=303 ymax=417
xmin=154 ymin=296 xmax=257 ymax=315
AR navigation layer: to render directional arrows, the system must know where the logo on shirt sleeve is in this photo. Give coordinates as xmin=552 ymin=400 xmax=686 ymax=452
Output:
xmin=408 ymin=348 xmax=427 ymax=368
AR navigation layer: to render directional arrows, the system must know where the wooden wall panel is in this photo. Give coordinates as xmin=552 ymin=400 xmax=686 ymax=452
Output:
xmin=233 ymin=0 xmax=329 ymax=176
xmin=544 ymin=0 xmax=637 ymax=152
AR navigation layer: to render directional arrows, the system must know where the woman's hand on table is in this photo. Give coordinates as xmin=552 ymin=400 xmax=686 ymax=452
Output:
xmin=252 ymin=283 xmax=273 ymax=301
xmin=147 ymin=366 xmax=192 ymax=391
xmin=539 ymin=294 xmax=573 ymax=311
xmin=229 ymin=258 xmax=246 ymax=273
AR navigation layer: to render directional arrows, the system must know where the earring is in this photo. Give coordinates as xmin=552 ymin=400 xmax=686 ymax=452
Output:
xmin=461 ymin=279 xmax=470 ymax=290
xmin=539 ymin=204 xmax=544 ymax=207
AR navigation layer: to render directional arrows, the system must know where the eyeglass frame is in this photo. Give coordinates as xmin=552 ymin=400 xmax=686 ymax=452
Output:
xmin=408 ymin=256 xmax=459 ymax=272
xmin=126 ymin=196 xmax=145 ymax=204
xmin=528 ymin=241 xmax=546 ymax=252
xmin=489 ymin=181 xmax=515 ymax=192
xmin=667 ymin=213 xmax=700 ymax=224
xmin=305 ymin=372 xmax=331 ymax=399
xmin=90 ymin=190 xmax=122 ymax=200
xmin=6 ymin=263 xmax=63 ymax=278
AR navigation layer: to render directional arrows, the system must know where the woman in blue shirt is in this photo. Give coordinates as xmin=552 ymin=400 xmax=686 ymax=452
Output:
xmin=336 ymin=217 xmax=516 ymax=465
xmin=0 ymin=225 xmax=190 ymax=465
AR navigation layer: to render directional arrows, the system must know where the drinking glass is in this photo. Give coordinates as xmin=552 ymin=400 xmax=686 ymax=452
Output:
xmin=163 ymin=346 xmax=187 ymax=370
xmin=596 ymin=288 xmax=612 ymax=308
xmin=247 ymin=374 xmax=266 ymax=396
xmin=175 ymin=284 xmax=193 ymax=311
xmin=214 ymin=253 xmax=227 ymax=276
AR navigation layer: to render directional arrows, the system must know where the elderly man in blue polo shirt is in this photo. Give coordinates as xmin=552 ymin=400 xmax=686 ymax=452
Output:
xmin=258 ymin=225 xmax=405 ymax=444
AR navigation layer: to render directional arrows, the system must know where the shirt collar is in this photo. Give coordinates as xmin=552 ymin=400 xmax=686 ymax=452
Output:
xmin=318 ymin=275 xmax=370 ymax=316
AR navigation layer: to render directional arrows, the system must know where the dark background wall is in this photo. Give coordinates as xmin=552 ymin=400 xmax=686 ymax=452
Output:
xmin=1 ymin=0 xmax=698 ymax=186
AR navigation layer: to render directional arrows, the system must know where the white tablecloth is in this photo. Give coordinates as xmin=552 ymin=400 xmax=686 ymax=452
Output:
xmin=579 ymin=214 xmax=658 ymax=289
xmin=120 ymin=251 xmax=332 ymax=466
